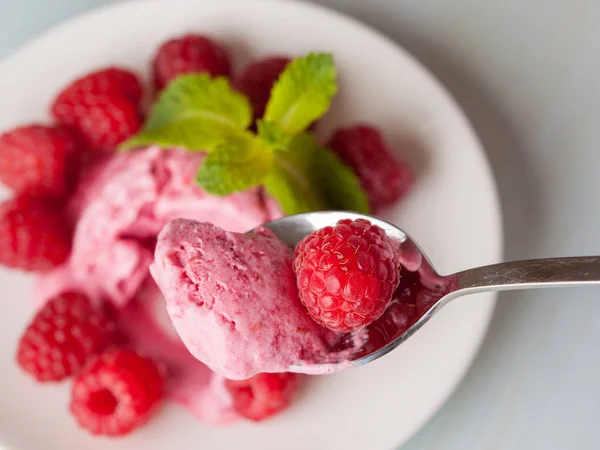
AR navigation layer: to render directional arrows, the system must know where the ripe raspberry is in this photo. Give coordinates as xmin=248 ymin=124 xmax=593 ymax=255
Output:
xmin=87 ymin=67 xmax=144 ymax=104
xmin=70 ymin=349 xmax=165 ymax=436
xmin=234 ymin=56 xmax=290 ymax=120
xmin=327 ymin=125 xmax=414 ymax=211
xmin=0 ymin=195 xmax=71 ymax=271
xmin=294 ymin=218 xmax=401 ymax=332
xmin=225 ymin=372 xmax=299 ymax=422
xmin=16 ymin=291 xmax=114 ymax=382
xmin=0 ymin=125 xmax=79 ymax=197
xmin=57 ymin=67 xmax=143 ymax=105
xmin=51 ymin=70 xmax=143 ymax=152
xmin=152 ymin=34 xmax=231 ymax=90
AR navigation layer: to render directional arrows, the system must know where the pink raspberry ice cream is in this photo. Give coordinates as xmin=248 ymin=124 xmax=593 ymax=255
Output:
xmin=37 ymin=146 xmax=278 ymax=307
xmin=151 ymin=219 xmax=335 ymax=380
xmin=29 ymin=146 xmax=429 ymax=425
xmin=148 ymin=217 xmax=454 ymax=381
xmin=34 ymin=146 xmax=283 ymax=424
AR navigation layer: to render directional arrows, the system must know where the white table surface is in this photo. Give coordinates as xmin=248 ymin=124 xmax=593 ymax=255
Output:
xmin=2 ymin=1 xmax=600 ymax=449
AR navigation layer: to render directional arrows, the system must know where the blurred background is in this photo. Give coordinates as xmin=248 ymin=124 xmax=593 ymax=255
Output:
xmin=2 ymin=0 xmax=599 ymax=449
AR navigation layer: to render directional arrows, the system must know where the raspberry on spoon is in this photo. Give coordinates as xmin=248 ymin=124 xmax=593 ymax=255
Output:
xmin=16 ymin=291 xmax=115 ymax=382
xmin=70 ymin=349 xmax=165 ymax=436
xmin=293 ymin=218 xmax=401 ymax=332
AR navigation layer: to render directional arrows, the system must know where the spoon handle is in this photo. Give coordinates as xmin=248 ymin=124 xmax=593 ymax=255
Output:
xmin=454 ymin=256 xmax=600 ymax=294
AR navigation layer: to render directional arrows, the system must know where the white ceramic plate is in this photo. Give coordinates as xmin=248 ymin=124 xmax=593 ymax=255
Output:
xmin=0 ymin=1 xmax=502 ymax=449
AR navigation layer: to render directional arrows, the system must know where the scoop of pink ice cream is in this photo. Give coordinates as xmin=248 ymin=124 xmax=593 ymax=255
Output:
xmin=151 ymin=219 xmax=333 ymax=380
xmin=35 ymin=146 xmax=284 ymax=423
xmin=46 ymin=146 xmax=280 ymax=308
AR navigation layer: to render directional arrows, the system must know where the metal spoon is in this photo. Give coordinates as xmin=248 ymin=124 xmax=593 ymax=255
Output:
xmin=263 ymin=211 xmax=600 ymax=369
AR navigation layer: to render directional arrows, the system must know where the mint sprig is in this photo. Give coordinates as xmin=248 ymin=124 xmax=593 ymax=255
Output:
xmin=256 ymin=120 xmax=291 ymax=152
xmin=264 ymin=53 xmax=337 ymax=134
xmin=196 ymin=133 xmax=272 ymax=196
xmin=264 ymin=133 xmax=369 ymax=214
xmin=122 ymin=52 xmax=369 ymax=215
xmin=122 ymin=74 xmax=252 ymax=151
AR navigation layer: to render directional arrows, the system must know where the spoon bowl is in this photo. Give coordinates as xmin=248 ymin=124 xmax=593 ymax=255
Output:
xmin=263 ymin=211 xmax=600 ymax=370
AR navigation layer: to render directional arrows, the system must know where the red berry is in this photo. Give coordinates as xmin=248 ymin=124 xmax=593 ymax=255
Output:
xmin=53 ymin=91 xmax=141 ymax=153
xmin=234 ymin=56 xmax=290 ymax=120
xmin=87 ymin=68 xmax=144 ymax=105
xmin=0 ymin=125 xmax=79 ymax=196
xmin=16 ymin=291 xmax=114 ymax=382
xmin=152 ymin=34 xmax=231 ymax=90
xmin=58 ymin=67 xmax=143 ymax=105
xmin=0 ymin=195 xmax=71 ymax=271
xmin=70 ymin=349 xmax=165 ymax=436
xmin=327 ymin=125 xmax=414 ymax=211
xmin=225 ymin=372 xmax=299 ymax=422
xmin=51 ymin=69 xmax=143 ymax=152
xmin=293 ymin=218 xmax=401 ymax=332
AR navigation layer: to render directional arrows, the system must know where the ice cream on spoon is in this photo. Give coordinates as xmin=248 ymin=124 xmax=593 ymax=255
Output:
xmin=151 ymin=213 xmax=405 ymax=379
xmin=152 ymin=211 xmax=600 ymax=378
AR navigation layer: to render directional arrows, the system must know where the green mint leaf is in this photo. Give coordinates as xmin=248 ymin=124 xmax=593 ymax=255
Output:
xmin=121 ymin=74 xmax=252 ymax=151
xmin=264 ymin=53 xmax=337 ymax=134
xmin=263 ymin=159 xmax=326 ymax=215
xmin=256 ymin=120 xmax=291 ymax=152
xmin=263 ymin=134 xmax=328 ymax=215
xmin=263 ymin=133 xmax=369 ymax=215
xmin=312 ymin=143 xmax=370 ymax=213
xmin=196 ymin=132 xmax=273 ymax=196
